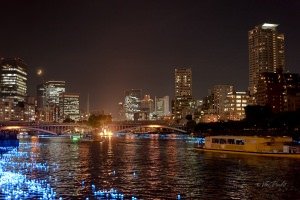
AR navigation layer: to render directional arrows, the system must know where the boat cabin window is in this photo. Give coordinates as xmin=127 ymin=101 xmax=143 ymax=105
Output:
xmin=220 ymin=139 xmax=226 ymax=144
xmin=212 ymin=138 xmax=219 ymax=143
xmin=212 ymin=138 xmax=227 ymax=144
xmin=227 ymin=139 xmax=235 ymax=144
xmin=235 ymin=139 xmax=245 ymax=145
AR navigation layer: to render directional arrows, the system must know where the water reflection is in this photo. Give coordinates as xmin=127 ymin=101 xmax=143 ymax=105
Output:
xmin=0 ymin=136 xmax=300 ymax=199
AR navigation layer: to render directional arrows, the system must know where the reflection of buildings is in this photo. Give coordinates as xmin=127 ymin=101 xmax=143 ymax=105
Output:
xmin=0 ymin=58 xmax=32 ymax=121
xmin=248 ymin=23 xmax=285 ymax=97
xmin=172 ymin=68 xmax=194 ymax=120
xmin=59 ymin=93 xmax=80 ymax=122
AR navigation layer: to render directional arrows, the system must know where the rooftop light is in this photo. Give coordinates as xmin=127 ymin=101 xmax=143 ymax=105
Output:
xmin=262 ymin=23 xmax=278 ymax=30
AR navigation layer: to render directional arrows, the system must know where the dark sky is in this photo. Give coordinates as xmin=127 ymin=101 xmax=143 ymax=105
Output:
xmin=1 ymin=0 xmax=300 ymax=117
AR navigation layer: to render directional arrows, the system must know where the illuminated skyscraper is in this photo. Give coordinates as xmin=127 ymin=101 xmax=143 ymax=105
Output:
xmin=44 ymin=81 xmax=66 ymax=106
xmin=59 ymin=93 xmax=80 ymax=122
xmin=212 ymin=85 xmax=234 ymax=119
xmin=124 ymin=89 xmax=142 ymax=121
xmin=248 ymin=23 xmax=285 ymax=96
xmin=0 ymin=58 xmax=27 ymax=103
xmin=36 ymin=81 xmax=65 ymax=122
xmin=173 ymin=67 xmax=194 ymax=120
xmin=155 ymin=96 xmax=170 ymax=118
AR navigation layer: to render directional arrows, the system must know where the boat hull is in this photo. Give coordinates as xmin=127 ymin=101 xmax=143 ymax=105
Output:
xmin=195 ymin=147 xmax=300 ymax=158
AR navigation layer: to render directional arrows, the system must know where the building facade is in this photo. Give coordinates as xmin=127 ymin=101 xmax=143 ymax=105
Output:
xmin=154 ymin=96 xmax=170 ymax=119
xmin=59 ymin=93 xmax=80 ymax=122
xmin=124 ymin=89 xmax=142 ymax=121
xmin=248 ymin=23 xmax=285 ymax=97
xmin=44 ymin=81 xmax=66 ymax=106
xmin=257 ymin=70 xmax=300 ymax=113
xmin=224 ymin=91 xmax=250 ymax=121
xmin=0 ymin=58 xmax=29 ymax=121
xmin=0 ymin=58 xmax=27 ymax=103
xmin=212 ymin=85 xmax=234 ymax=119
xmin=36 ymin=80 xmax=65 ymax=122
xmin=173 ymin=67 xmax=194 ymax=120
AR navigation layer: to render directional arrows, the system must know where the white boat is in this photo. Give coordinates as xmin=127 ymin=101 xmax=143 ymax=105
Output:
xmin=196 ymin=135 xmax=300 ymax=158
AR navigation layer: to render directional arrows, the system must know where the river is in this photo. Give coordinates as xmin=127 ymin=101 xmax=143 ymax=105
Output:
xmin=0 ymin=135 xmax=300 ymax=199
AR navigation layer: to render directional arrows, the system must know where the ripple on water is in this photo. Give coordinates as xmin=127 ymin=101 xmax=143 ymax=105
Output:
xmin=2 ymin=137 xmax=299 ymax=199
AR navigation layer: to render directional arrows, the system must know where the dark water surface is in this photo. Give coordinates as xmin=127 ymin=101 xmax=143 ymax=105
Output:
xmin=1 ymin=135 xmax=300 ymax=199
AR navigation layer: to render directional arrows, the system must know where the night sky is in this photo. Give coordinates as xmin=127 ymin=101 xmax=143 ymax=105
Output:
xmin=1 ymin=0 xmax=300 ymax=116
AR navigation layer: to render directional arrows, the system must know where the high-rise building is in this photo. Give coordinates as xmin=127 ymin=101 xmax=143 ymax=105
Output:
xmin=224 ymin=91 xmax=250 ymax=121
xmin=44 ymin=81 xmax=66 ymax=106
xmin=155 ymin=96 xmax=170 ymax=118
xmin=59 ymin=93 xmax=80 ymax=122
xmin=36 ymin=80 xmax=65 ymax=122
xmin=0 ymin=58 xmax=29 ymax=121
xmin=140 ymin=95 xmax=154 ymax=120
xmin=173 ymin=67 xmax=194 ymax=120
xmin=36 ymin=83 xmax=46 ymax=109
xmin=124 ymin=89 xmax=142 ymax=121
xmin=248 ymin=23 xmax=285 ymax=96
xmin=212 ymin=85 xmax=234 ymax=119
xmin=0 ymin=58 xmax=27 ymax=103
xmin=257 ymin=70 xmax=300 ymax=113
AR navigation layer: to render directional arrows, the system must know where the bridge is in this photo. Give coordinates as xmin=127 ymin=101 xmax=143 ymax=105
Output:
xmin=0 ymin=126 xmax=59 ymax=135
xmin=0 ymin=122 xmax=90 ymax=136
xmin=0 ymin=121 xmax=187 ymax=139
xmin=107 ymin=121 xmax=187 ymax=134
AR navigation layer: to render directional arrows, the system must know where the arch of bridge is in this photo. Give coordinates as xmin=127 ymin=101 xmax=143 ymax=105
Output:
xmin=115 ymin=124 xmax=187 ymax=134
xmin=0 ymin=126 xmax=58 ymax=135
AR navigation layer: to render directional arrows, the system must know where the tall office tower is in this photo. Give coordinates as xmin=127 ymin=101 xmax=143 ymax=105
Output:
xmin=155 ymin=96 xmax=170 ymax=118
xmin=173 ymin=67 xmax=194 ymax=120
xmin=59 ymin=93 xmax=80 ymax=122
xmin=36 ymin=81 xmax=65 ymax=122
xmin=44 ymin=81 xmax=66 ymax=106
xmin=0 ymin=58 xmax=27 ymax=103
xmin=248 ymin=23 xmax=285 ymax=96
xmin=212 ymin=85 xmax=234 ymax=119
xmin=140 ymin=95 xmax=154 ymax=120
xmin=124 ymin=89 xmax=142 ymax=121
xmin=36 ymin=83 xmax=46 ymax=109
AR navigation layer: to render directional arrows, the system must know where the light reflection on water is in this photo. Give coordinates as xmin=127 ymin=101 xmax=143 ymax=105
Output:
xmin=1 ymin=135 xmax=300 ymax=199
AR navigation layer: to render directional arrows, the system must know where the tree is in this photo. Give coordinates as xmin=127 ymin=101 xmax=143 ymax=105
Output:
xmin=87 ymin=114 xmax=112 ymax=128
xmin=185 ymin=115 xmax=196 ymax=134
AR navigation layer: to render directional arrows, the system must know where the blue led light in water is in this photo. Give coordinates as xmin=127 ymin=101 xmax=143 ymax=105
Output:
xmin=177 ymin=194 xmax=181 ymax=199
xmin=0 ymin=143 xmax=58 ymax=200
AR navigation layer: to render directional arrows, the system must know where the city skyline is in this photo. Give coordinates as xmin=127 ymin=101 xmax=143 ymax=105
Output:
xmin=1 ymin=1 xmax=300 ymax=117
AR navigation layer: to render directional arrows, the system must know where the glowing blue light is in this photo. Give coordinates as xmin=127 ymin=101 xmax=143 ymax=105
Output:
xmin=177 ymin=194 xmax=181 ymax=199
xmin=0 ymin=142 xmax=58 ymax=200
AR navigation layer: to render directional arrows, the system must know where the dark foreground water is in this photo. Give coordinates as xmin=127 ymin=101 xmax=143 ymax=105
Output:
xmin=1 ymin=135 xmax=300 ymax=200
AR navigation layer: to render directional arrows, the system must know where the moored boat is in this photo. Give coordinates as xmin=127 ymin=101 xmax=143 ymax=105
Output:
xmin=196 ymin=135 xmax=300 ymax=158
